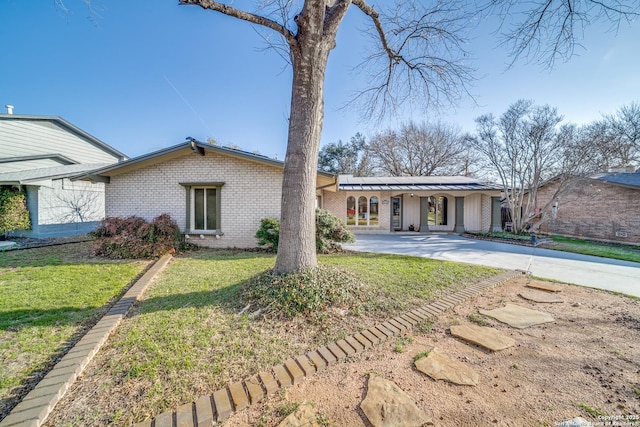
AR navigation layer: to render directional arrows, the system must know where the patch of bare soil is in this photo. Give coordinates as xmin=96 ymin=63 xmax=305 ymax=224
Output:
xmin=228 ymin=277 xmax=640 ymax=427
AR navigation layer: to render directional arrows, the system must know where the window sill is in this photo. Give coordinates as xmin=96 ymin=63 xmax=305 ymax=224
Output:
xmin=184 ymin=231 xmax=224 ymax=236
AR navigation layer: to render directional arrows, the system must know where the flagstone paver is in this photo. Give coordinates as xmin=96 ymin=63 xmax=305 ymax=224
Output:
xmin=479 ymin=304 xmax=555 ymax=329
xmin=414 ymin=349 xmax=480 ymax=386
xmin=276 ymin=402 xmax=321 ymax=427
xmin=519 ymin=290 xmax=564 ymax=303
xmin=450 ymin=323 xmax=517 ymax=351
xmin=526 ymin=281 xmax=565 ymax=292
xmin=360 ymin=376 xmax=433 ymax=427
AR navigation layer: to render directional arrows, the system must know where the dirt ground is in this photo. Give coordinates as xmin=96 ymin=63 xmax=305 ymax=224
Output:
xmin=226 ymin=276 xmax=640 ymax=427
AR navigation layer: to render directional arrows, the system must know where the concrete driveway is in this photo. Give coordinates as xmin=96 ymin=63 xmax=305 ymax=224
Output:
xmin=343 ymin=233 xmax=640 ymax=298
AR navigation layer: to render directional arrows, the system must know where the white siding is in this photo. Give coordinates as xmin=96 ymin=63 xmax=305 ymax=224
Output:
xmin=0 ymin=119 xmax=121 ymax=166
xmin=0 ymin=158 xmax=66 ymax=173
xmin=38 ymin=180 xmax=105 ymax=225
xmin=464 ymin=194 xmax=482 ymax=231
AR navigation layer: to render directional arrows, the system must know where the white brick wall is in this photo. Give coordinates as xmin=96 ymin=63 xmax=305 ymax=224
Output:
xmin=105 ymin=152 xmax=283 ymax=248
xmin=481 ymin=195 xmax=492 ymax=232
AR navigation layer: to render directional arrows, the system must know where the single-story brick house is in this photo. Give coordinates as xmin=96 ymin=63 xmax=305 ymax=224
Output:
xmin=319 ymin=175 xmax=503 ymax=234
xmin=534 ymin=171 xmax=640 ymax=244
xmin=79 ymin=141 xmax=504 ymax=248
xmin=79 ymin=140 xmax=336 ymax=248
xmin=0 ymin=113 xmax=126 ymax=238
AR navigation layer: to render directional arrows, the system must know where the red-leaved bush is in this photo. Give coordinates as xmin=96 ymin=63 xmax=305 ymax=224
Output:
xmin=91 ymin=214 xmax=182 ymax=259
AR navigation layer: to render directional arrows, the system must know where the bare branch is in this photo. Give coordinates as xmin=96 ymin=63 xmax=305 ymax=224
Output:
xmin=179 ymin=0 xmax=297 ymax=47
xmin=487 ymin=0 xmax=640 ymax=68
xmin=349 ymin=0 xmax=475 ymax=120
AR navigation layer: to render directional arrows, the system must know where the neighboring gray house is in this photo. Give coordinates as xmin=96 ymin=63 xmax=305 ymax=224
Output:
xmin=0 ymin=112 xmax=126 ymax=238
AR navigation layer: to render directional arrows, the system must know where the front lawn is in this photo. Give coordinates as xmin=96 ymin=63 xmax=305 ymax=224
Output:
xmin=542 ymin=235 xmax=640 ymax=263
xmin=44 ymin=249 xmax=499 ymax=426
xmin=467 ymin=232 xmax=640 ymax=263
xmin=0 ymin=243 xmax=150 ymax=418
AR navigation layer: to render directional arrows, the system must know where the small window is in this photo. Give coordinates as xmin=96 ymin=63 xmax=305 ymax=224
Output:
xmin=357 ymin=196 xmax=368 ymax=226
xmin=184 ymin=185 xmax=222 ymax=232
xmin=194 ymin=188 xmax=217 ymax=230
xmin=369 ymin=196 xmax=379 ymax=225
xmin=346 ymin=196 xmax=356 ymax=225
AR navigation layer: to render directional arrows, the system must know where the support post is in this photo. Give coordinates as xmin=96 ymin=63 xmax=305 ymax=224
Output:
xmin=454 ymin=197 xmax=465 ymax=233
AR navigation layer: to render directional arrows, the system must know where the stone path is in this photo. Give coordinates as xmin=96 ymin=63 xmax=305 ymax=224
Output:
xmin=479 ymin=303 xmax=555 ymax=329
xmin=127 ymin=270 xmax=522 ymax=427
xmin=290 ymin=278 xmax=565 ymax=426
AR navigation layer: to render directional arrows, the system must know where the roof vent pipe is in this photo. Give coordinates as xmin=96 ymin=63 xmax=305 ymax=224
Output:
xmin=5 ymin=105 xmax=13 ymax=114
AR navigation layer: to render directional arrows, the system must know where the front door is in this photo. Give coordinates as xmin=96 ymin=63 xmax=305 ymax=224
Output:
xmin=419 ymin=197 xmax=430 ymax=232
xmin=391 ymin=196 xmax=402 ymax=231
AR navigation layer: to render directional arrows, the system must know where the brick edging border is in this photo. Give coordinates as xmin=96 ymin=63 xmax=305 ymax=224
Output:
xmin=133 ymin=269 xmax=524 ymax=427
xmin=0 ymin=253 xmax=174 ymax=427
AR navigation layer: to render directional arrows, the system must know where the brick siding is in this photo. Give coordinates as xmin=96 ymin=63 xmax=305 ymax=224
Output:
xmin=536 ymin=178 xmax=640 ymax=244
xmin=105 ymin=151 xmax=283 ymax=248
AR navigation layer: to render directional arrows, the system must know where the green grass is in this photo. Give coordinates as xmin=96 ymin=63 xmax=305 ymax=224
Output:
xmin=467 ymin=312 xmax=493 ymax=327
xmin=0 ymin=242 xmax=149 ymax=409
xmin=64 ymin=249 xmax=498 ymax=426
xmin=547 ymin=236 xmax=640 ymax=263
xmin=578 ymin=402 xmax=605 ymax=417
xmin=467 ymin=231 xmax=640 ymax=263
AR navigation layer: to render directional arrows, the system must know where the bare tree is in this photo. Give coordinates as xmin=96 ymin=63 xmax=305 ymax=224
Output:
xmin=172 ymin=0 xmax=636 ymax=273
xmin=470 ymin=100 xmax=584 ymax=233
xmin=178 ymin=0 xmax=479 ymax=274
xmin=606 ymin=101 xmax=640 ymax=167
xmin=368 ymin=121 xmax=471 ymax=176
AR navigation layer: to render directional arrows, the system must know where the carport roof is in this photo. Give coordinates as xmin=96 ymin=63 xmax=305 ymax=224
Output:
xmin=337 ymin=175 xmax=502 ymax=192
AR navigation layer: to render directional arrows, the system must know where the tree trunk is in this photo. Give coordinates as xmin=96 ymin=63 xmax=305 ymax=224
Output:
xmin=274 ymin=14 xmax=332 ymax=274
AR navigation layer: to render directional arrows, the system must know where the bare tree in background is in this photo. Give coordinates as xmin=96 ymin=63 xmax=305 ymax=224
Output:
xmin=580 ymin=102 xmax=640 ymax=170
xmin=368 ymin=121 xmax=472 ymax=176
xmin=470 ymin=100 xmax=585 ymax=233
xmin=606 ymin=102 xmax=640 ymax=167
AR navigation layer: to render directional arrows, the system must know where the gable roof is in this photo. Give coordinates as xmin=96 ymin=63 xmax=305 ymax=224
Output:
xmin=76 ymin=140 xmax=336 ymax=188
xmin=0 ymin=163 xmax=113 ymax=185
xmin=591 ymin=172 xmax=640 ymax=190
xmin=337 ymin=175 xmax=502 ymax=192
xmin=0 ymin=114 xmax=127 ymax=165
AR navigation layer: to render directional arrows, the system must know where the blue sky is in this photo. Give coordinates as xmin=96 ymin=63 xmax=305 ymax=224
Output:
xmin=1 ymin=1 xmax=638 ymax=159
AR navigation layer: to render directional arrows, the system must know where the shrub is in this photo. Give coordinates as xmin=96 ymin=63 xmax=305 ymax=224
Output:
xmin=0 ymin=187 xmax=30 ymax=237
xmin=91 ymin=214 xmax=182 ymax=259
xmin=242 ymin=265 xmax=368 ymax=318
xmin=255 ymin=217 xmax=280 ymax=251
xmin=315 ymin=208 xmax=355 ymax=253
xmin=255 ymin=209 xmax=355 ymax=253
